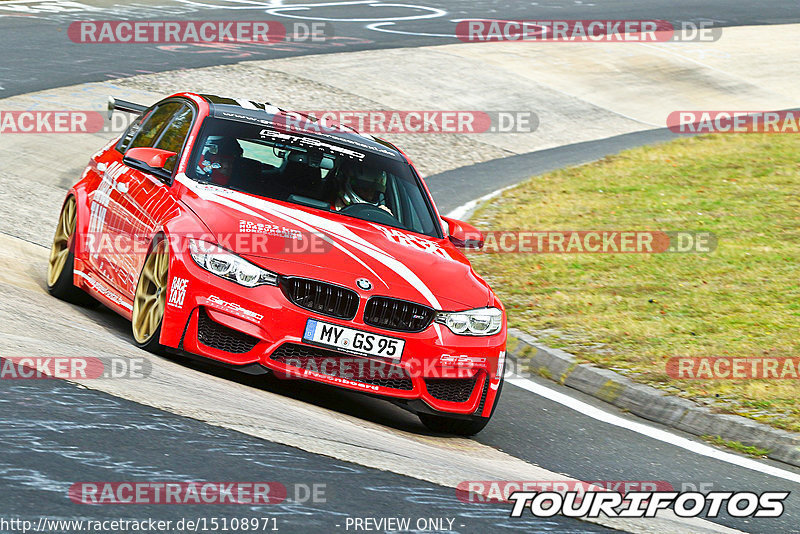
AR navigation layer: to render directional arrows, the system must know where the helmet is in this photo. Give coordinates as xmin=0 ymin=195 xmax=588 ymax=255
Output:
xmin=198 ymin=136 xmax=242 ymax=185
xmin=340 ymin=165 xmax=388 ymax=207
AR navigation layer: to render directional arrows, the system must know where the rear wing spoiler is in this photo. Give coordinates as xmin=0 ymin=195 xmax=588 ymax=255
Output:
xmin=107 ymin=96 xmax=147 ymax=119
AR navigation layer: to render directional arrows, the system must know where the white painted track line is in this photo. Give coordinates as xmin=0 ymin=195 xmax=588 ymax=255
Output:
xmin=508 ymin=375 xmax=800 ymax=485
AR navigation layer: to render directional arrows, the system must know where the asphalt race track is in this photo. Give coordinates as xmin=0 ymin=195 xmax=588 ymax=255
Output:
xmin=1 ymin=377 xmax=613 ymax=533
xmin=1 ymin=1 xmax=800 ymax=533
xmin=1 ymin=0 xmax=800 ymax=96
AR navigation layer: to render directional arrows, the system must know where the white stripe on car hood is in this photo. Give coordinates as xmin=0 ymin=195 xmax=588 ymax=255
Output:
xmin=179 ymin=176 xmax=441 ymax=309
xmin=178 ymin=176 xmax=446 ymax=339
xmin=177 ymin=177 xmax=392 ymax=301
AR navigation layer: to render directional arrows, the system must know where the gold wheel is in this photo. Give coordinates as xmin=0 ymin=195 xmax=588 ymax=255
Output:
xmin=47 ymin=196 xmax=76 ymax=287
xmin=132 ymin=241 xmax=169 ymax=345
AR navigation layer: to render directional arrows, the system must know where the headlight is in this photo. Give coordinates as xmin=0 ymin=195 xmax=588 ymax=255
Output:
xmin=188 ymin=239 xmax=278 ymax=287
xmin=435 ymin=307 xmax=503 ymax=336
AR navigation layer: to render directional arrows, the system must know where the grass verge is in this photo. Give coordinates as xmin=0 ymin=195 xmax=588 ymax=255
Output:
xmin=702 ymin=435 xmax=771 ymax=457
xmin=468 ymin=134 xmax=800 ymax=432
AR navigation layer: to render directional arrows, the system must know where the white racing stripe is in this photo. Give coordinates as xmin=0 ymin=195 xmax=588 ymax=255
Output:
xmin=231 ymin=195 xmax=387 ymax=285
xmin=234 ymin=98 xmax=258 ymax=110
xmin=179 ymin=175 xmax=442 ymax=310
xmin=508 ymin=375 xmax=800 ymax=485
xmin=179 ymin=177 xmax=448 ymax=342
xmin=179 ymin=176 xmax=386 ymax=285
xmin=265 ymin=202 xmax=443 ymax=310
xmin=246 ymin=201 xmax=450 ymax=339
xmin=179 ymin=175 xmax=265 ymax=220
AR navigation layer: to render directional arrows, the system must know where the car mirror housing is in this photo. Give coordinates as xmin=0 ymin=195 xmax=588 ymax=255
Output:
xmin=123 ymin=147 xmax=177 ymax=182
xmin=441 ymin=216 xmax=484 ymax=249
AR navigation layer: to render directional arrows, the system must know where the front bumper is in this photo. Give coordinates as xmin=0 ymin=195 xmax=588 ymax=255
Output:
xmin=160 ymin=252 xmax=506 ymax=417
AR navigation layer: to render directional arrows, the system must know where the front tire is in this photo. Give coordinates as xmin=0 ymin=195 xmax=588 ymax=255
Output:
xmin=132 ymin=239 xmax=169 ymax=353
xmin=418 ymin=379 xmax=504 ymax=436
xmin=47 ymin=196 xmax=95 ymax=307
xmin=418 ymin=413 xmax=491 ymax=436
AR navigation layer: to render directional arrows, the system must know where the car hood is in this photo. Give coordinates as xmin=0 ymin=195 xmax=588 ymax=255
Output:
xmin=179 ymin=181 xmax=492 ymax=310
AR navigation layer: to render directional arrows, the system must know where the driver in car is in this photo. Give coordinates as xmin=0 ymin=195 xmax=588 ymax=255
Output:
xmin=334 ymin=165 xmax=393 ymax=216
xmin=196 ymin=136 xmax=242 ymax=186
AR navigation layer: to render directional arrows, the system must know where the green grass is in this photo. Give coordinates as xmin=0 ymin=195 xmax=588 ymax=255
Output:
xmin=703 ymin=435 xmax=771 ymax=457
xmin=468 ymin=134 xmax=800 ymax=432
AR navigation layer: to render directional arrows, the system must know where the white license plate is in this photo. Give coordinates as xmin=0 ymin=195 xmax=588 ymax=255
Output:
xmin=303 ymin=319 xmax=404 ymax=360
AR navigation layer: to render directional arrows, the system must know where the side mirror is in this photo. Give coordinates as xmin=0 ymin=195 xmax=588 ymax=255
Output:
xmin=123 ymin=147 xmax=177 ymax=181
xmin=441 ymin=216 xmax=484 ymax=249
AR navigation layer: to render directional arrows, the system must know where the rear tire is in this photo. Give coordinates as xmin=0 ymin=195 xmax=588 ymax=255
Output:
xmin=47 ymin=196 xmax=95 ymax=307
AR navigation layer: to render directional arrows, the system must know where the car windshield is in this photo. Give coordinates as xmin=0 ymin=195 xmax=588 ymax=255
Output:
xmin=187 ymin=117 xmax=441 ymax=238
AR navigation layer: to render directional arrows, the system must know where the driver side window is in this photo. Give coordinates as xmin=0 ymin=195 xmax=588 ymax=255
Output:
xmin=127 ymin=102 xmax=183 ymax=151
xmin=153 ymin=105 xmax=194 ymax=172
xmin=116 ymin=110 xmax=151 ymax=153
xmin=117 ymin=102 xmax=193 ymax=174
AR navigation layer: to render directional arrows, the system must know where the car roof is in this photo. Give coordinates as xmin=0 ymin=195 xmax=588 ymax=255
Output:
xmin=198 ymin=94 xmax=406 ymax=162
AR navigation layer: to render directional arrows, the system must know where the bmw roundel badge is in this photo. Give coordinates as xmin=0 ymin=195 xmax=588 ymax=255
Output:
xmin=356 ymin=278 xmax=372 ymax=291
